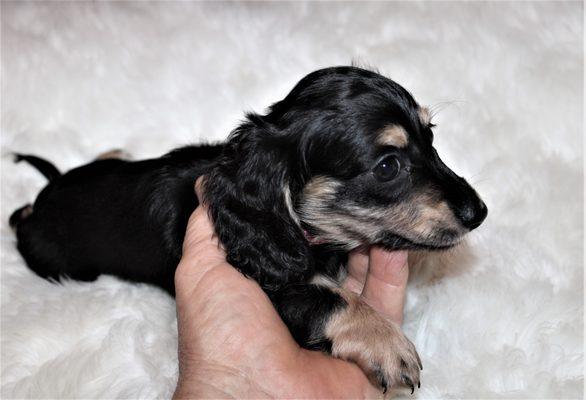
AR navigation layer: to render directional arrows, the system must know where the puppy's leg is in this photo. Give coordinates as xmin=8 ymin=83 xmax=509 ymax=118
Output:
xmin=95 ymin=149 xmax=132 ymax=160
xmin=272 ymin=282 xmax=421 ymax=393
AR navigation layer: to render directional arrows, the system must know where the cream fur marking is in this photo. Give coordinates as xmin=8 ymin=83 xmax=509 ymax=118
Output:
xmin=283 ymin=183 xmax=301 ymax=226
xmin=309 ymin=273 xmax=339 ymax=288
xmin=418 ymin=107 xmax=431 ymax=125
xmin=325 ymin=289 xmax=421 ymax=389
xmin=377 ymin=125 xmax=408 ymax=147
xmin=95 ymin=149 xmax=132 ymax=160
xmin=299 ymin=177 xmax=465 ymax=249
xmin=298 ymin=176 xmax=363 ymax=249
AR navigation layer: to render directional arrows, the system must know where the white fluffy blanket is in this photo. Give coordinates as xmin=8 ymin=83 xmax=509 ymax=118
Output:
xmin=1 ymin=2 xmax=583 ymax=398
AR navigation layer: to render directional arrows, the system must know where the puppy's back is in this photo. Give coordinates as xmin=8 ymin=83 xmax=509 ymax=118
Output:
xmin=13 ymin=146 xmax=222 ymax=294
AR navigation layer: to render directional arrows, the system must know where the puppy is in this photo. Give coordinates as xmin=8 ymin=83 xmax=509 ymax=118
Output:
xmin=10 ymin=66 xmax=487 ymax=393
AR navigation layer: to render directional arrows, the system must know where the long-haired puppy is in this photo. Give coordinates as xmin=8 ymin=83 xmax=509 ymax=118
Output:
xmin=10 ymin=66 xmax=487 ymax=393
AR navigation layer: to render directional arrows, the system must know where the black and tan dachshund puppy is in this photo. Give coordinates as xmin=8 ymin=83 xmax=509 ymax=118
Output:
xmin=10 ymin=66 xmax=487 ymax=393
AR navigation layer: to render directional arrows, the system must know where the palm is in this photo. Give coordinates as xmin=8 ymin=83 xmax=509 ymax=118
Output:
xmin=174 ymin=182 xmax=408 ymax=398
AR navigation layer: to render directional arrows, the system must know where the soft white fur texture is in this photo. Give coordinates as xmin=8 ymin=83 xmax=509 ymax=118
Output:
xmin=1 ymin=2 xmax=583 ymax=399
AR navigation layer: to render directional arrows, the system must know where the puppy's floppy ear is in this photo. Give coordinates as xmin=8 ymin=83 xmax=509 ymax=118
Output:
xmin=204 ymin=114 xmax=313 ymax=290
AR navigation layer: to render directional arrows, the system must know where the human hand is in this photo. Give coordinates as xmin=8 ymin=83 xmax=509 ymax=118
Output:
xmin=173 ymin=177 xmax=411 ymax=399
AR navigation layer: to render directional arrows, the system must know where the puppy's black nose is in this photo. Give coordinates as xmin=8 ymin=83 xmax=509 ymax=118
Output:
xmin=457 ymin=199 xmax=488 ymax=230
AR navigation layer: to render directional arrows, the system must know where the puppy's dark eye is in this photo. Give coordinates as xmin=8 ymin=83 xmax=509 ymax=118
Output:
xmin=373 ymin=156 xmax=402 ymax=181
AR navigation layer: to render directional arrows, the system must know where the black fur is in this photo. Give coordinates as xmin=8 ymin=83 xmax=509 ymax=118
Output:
xmin=10 ymin=66 xmax=487 ymax=391
xmin=14 ymin=154 xmax=61 ymax=181
xmin=13 ymin=144 xmax=223 ymax=294
xmin=205 ymin=116 xmax=315 ymax=290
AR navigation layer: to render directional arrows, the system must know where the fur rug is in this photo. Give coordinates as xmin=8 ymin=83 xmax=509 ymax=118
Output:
xmin=1 ymin=1 xmax=583 ymax=398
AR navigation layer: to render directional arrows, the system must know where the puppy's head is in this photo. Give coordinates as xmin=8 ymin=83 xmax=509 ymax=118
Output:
xmin=207 ymin=66 xmax=487 ymax=287
xmin=267 ymin=66 xmax=487 ymax=251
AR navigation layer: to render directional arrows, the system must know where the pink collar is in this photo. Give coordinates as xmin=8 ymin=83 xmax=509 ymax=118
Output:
xmin=303 ymin=230 xmax=327 ymax=246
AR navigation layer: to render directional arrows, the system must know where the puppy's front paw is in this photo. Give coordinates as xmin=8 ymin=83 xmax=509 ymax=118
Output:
xmin=325 ymin=293 xmax=422 ymax=394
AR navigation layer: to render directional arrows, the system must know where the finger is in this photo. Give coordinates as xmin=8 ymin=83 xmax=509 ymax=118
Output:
xmin=182 ymin=206 xmax=218 ymax=252
xmin=178 ymin=207 xmax=225 ymax=276
xmin=343 ymin=247 xmax=369 ymax=294
xmin=194 ymin=175 xmax=205 ymax=202
xmin=360 ymin=248 xmax=408 ymax=325
xmin=186 ymin=174 xmax=219 ymax=254
xmin=178 ymin=175 xmax=225 ymax=281
xmin=294 ymin=350 xmax=384 ymax=399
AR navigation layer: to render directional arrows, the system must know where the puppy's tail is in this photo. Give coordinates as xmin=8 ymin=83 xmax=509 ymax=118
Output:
xmin=13 ymin=153 xmax=61 ymax=182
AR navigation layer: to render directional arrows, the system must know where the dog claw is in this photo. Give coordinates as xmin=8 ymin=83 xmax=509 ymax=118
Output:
xmin=376 ymin=366 xmax=388 ymax=394
xmin=402 ymin=374 xmax=415 ymax=393
xmin=418 ymin=381 xmax=421 ymax=389
xmin=415 ymin=352 xmax=423 ymax=370
xmin=379 ymin=376 xmax=388 ymax=394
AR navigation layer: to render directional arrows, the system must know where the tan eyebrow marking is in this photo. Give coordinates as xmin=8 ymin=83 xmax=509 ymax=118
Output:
xmin=418 ymin=107 xmax=431 ymax=125
xmin=376 ymin=125 xmax=408 ymax=148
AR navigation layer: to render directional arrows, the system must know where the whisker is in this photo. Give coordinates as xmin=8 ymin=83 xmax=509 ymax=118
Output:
xmin=428 ymin=100 xmax=469 ymax=119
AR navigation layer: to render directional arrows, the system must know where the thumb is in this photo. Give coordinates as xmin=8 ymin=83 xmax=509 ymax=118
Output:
xmin=360 ymin=248 xmax=409 ymax=325
xmin=194 ymin=176 xmax=205 ymax=202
